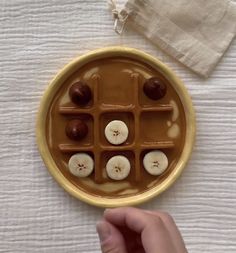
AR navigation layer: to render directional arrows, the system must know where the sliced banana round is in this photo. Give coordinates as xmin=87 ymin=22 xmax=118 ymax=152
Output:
xmin=106 ymin=155 xmax=131 ymax=180
xmin=68 ymin=153 xmax=94 ymax=177
xmin=143 ymin=150 xmax=168 ymax=176
xmin=105 ymin=120 xmax=129 ymax=145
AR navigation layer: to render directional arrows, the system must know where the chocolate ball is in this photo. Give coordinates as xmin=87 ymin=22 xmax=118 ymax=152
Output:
xmin=143 ymin=77 xmax=167 ymax=100
xmin=66 ymin=119 xmax=88 ymax=140
xmin=69 ymin=81 xmax=92 ymax=105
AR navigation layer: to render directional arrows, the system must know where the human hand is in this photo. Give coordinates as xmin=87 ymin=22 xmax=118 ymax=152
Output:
xmin=96 ymin=207 xmax=188 ymax=253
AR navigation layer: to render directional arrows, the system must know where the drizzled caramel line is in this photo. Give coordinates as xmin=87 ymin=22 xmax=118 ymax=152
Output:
xmin=59 ymin=107 xmax=93 ymax=115
xmin=140 ymin=141 xmax=175 ymax=149
xmin=92 ymin=74 xmax=102 ymax=183
xmin=58 ymin=141 xmax=174 ymax=153
xmin=58 ymin=104 xmax=173 ymax=115
xmin=131 ymin=73 xmax=141 ymax=182
xmin=141 ymin=105 xmax=173 ymax=112
xmin=59 ymin=144 xmax=94 ymax=153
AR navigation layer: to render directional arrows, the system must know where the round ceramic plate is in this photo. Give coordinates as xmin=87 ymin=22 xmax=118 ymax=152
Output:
xmin=36 ymin=47 xmax=195 ymax=207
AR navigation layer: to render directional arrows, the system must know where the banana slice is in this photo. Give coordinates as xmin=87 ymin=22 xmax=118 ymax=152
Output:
xmin=143 ymin=150 xmax=168 ymax=176
xmin=105 ymin=120 xmax=129 ymax=145
xmin=106 ymin=155 xmax=131 ymax=180
xmin=68 ymin=153 xmax=94 ymax=177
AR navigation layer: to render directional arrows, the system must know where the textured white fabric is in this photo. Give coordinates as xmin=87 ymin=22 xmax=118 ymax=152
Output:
xmin=121 ymin=0 xmax=236 ymax=77
xmin=0 ymin=0 xmax=236 ymax=252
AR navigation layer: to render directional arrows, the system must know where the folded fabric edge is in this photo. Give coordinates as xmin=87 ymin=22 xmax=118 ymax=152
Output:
xmin=122 ymin=0 xmax=236 ymax=78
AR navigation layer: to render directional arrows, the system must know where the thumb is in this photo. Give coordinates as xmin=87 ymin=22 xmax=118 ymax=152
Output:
xmin=96 ymin=220 xmax=128 ymax=253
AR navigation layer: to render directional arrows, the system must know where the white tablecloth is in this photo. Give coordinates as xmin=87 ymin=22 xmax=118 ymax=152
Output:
xmin=0 ymin=1 xmax=236 ymax=252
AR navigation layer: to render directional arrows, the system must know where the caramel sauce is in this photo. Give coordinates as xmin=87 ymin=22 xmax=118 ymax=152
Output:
xmin=46 ymin=57 xmax=186 ymax=198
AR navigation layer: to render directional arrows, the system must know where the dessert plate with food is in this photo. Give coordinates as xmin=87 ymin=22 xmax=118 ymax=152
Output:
xmin=36 ymin=47 xmax=195 ymax=207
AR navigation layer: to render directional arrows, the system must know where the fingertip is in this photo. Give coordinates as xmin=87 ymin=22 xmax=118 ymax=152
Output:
xmin=103 ymin=208 xmax=112 ymax=216
xmin=103 ymin=207 xmax=119 ymax=219
xmin=103 ymin=207 xmax=132 ymax=230
xmin=104 ymin=207 xmax=137 ymax=216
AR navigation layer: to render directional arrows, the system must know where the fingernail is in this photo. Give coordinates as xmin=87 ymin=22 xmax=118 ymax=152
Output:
xmin=104 ymin=208 xmax=112 ymax=215
xmin=96 ymin=221 xmax=111 ymax=242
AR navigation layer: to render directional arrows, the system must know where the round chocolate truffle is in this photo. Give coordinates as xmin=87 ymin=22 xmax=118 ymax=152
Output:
xmin=143 ymin=77 xmax=167 ymax=100
xmin=66 ymin=119 xmax=88 ymax=141
xmin=69 ymin=81 xmax=92 ymax=105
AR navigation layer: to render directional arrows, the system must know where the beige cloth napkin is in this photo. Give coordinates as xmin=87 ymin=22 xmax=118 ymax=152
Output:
xmin=115 ymin=0 xmax=236 ymax=77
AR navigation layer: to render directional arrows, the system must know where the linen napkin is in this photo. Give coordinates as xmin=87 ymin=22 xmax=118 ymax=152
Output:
xmin=110 ymin=0 xmax=236 ymax=77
